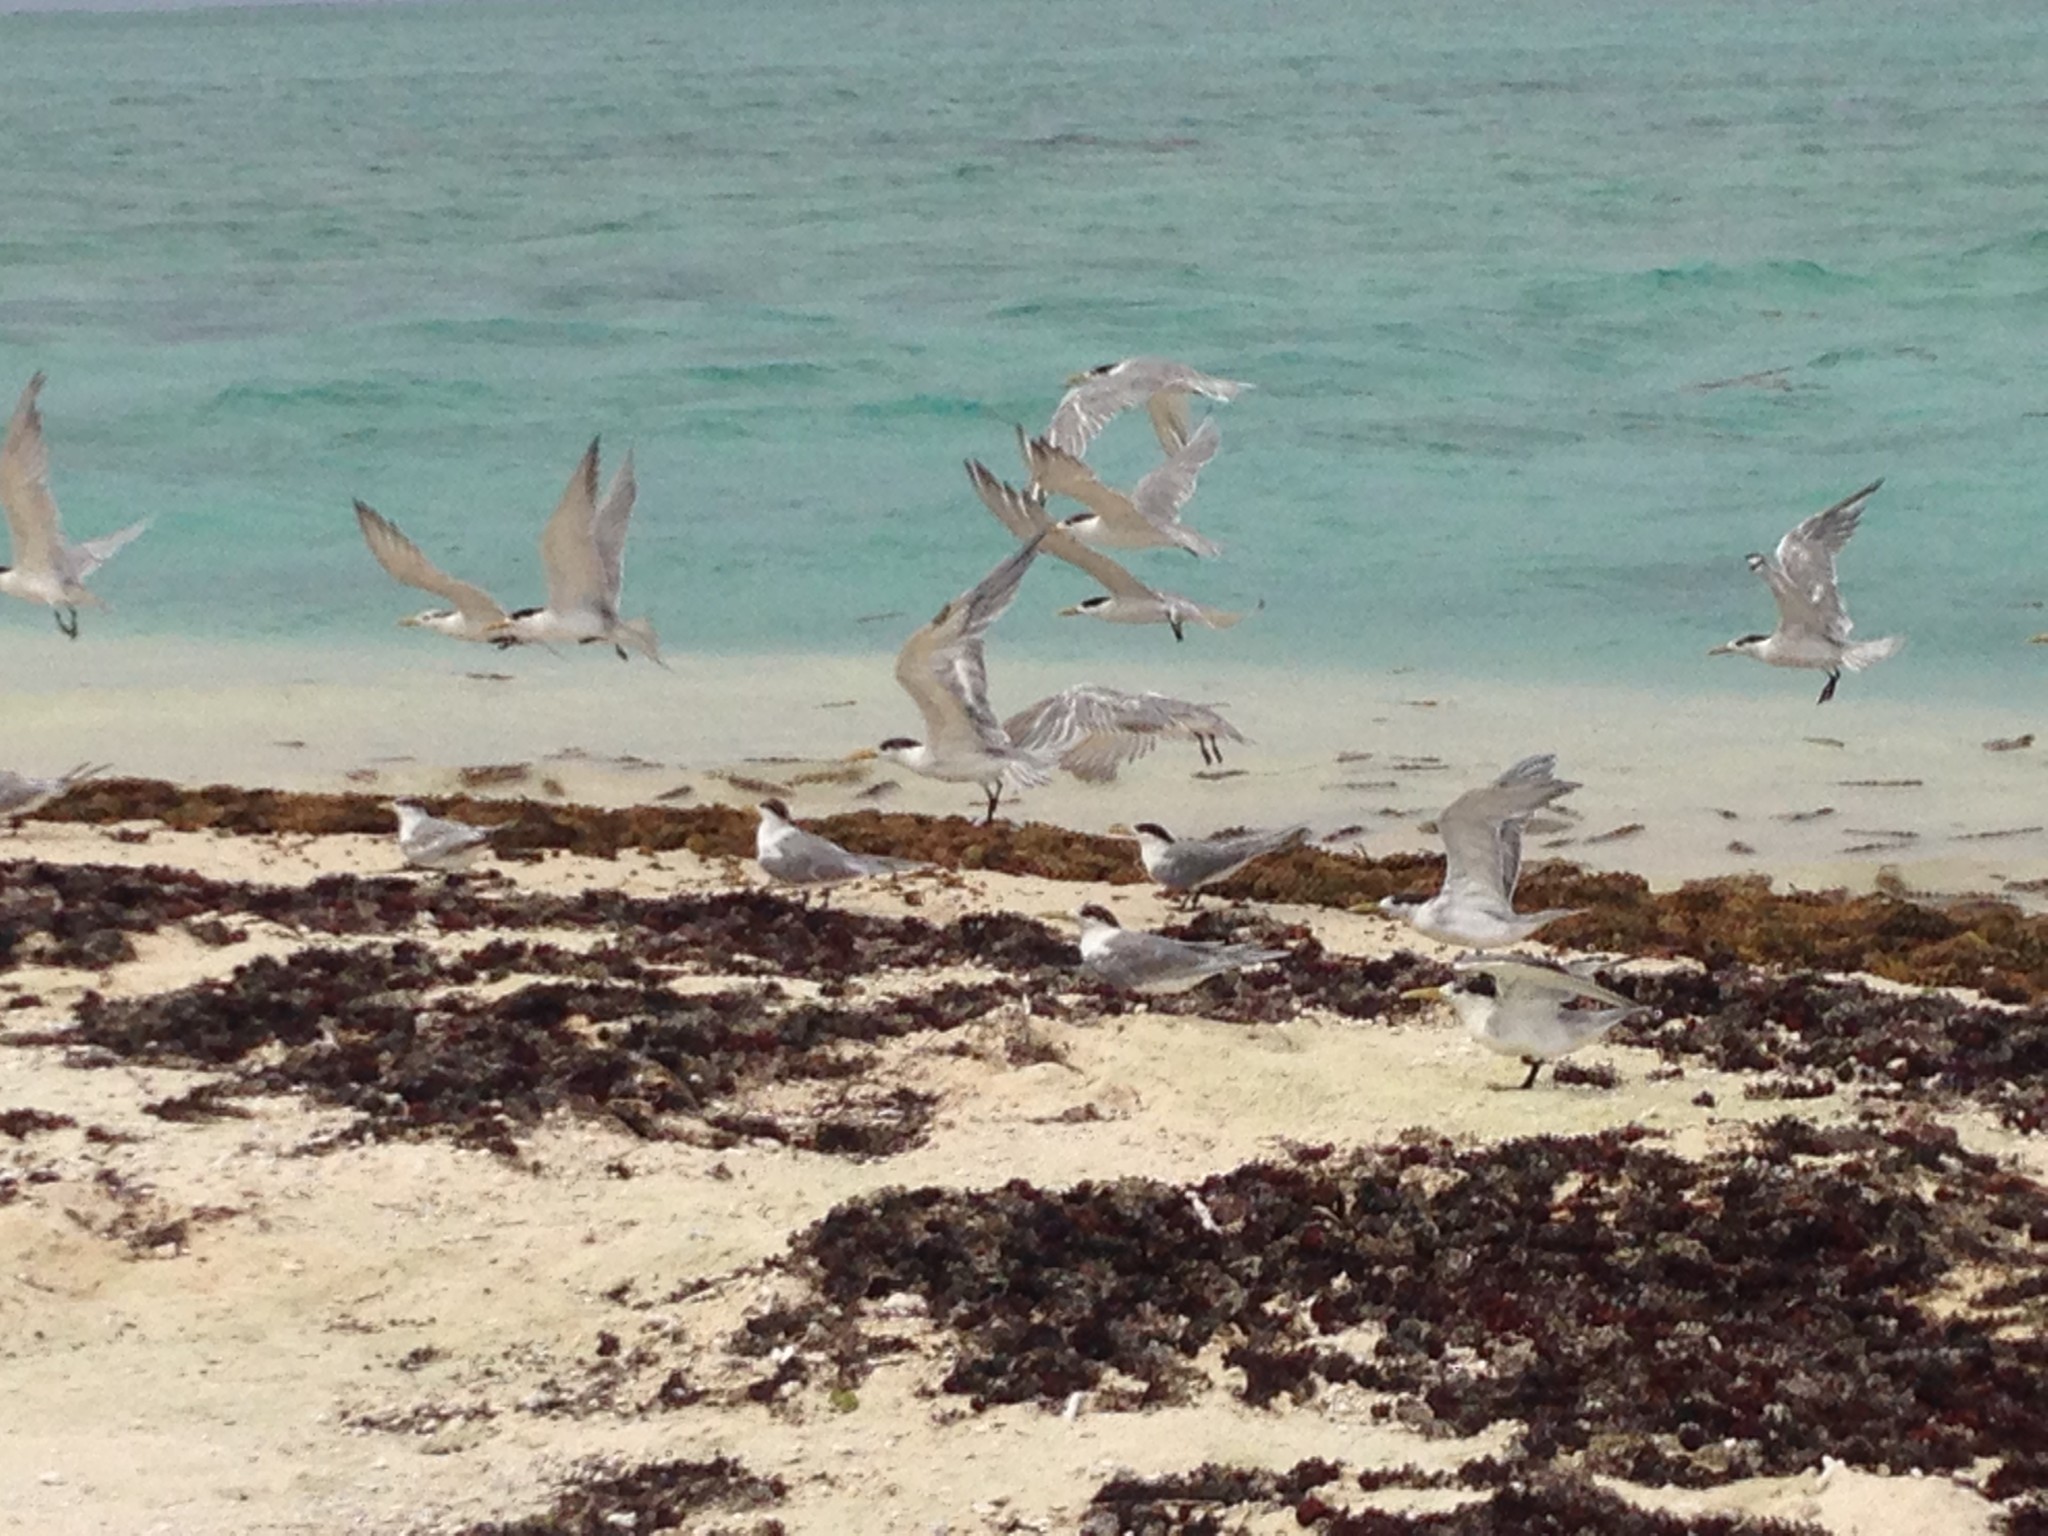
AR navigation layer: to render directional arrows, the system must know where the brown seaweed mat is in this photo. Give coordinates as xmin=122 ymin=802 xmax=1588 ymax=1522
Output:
xmin=30 ymin=776 xmax=2048 ymax=998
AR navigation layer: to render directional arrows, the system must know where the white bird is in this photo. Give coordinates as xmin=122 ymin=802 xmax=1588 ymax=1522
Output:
xmin=870 ymin=533 xmax=1061 ymax=822
xmin=1003 ymin=685 xmax=1248 ymax=782
xmin=1416 ymin=954 xmax=1644 ymax=1089
xmin=1022 ymin=419 xmax=1225 ymax=558
xmin=1379 ymin=754 xmax=1580 ymax=947
xmin=0 ymin=762 xmax=108 ymax=829
xmin=964 ymin=458 xmax=1248 ymax=640
xmin=0 ymin=374 xmax=150 ymax=639
xmin=354 ymin=500 xmax=512 ymax=643
xmin=1043 ymin=357 xmax=1251 ymax=459
xmin=1132 ymin=822 xmax=1308 ymax=907
xmin=1073 ymin=903 xmax=1288 ymax=993
xmin=1709 ymin=479 xmax=1901 ymax=703
xmin=755 ymin=798 xmax=922 ymax=889
xmin=486 ymin=439 xmax=662 ymax=663
xmin=391 ymin=800 xmax=494 ymax=872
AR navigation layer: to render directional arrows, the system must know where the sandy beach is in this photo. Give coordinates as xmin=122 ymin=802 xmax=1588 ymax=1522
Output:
xmin=3 ymin=761 xmax=2046 ymax=1534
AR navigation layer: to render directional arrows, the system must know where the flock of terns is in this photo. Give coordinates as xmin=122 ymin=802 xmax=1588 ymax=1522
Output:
xmin=2 ymin=357 xmax=1913 ymax=1087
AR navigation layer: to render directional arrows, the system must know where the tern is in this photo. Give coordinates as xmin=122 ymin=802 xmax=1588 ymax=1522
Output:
xmin=486 ymin=440 xmax=662 ymax=663
xmin=965 ymin=458 xmax=1247 ymax=640
xmin=1132 ymin=822 xmax=1308 ymax=907
xmin=1411 ymin=954 xmax=1644 ymax=1089
xmin=1709 ymin=479 xmax=1901 ymax=703
xmin=0 ymin=374 xmax=151 ymax=639
xmin=1003 ymin=685 xmax=1247 ymax=782
xmin=1379 ymin=754 xmax=1581 ymax=947
xmin=755 ymin=799 xmax=923 ymax=889
xmin=0 ymin=762 xmax=108 ymax=830
xmin=392 ymin=800 xmax=494 ymax=872
xmin=1021 ymin=419 xmax=1224 ymax=558
xmin=868 ymin=533 xmax=1061 ymax=822
xmin=1044 ymin=357 xmax=1251 ymax=459
xmin=1073 ymin=903 xmax=1288 ymax=993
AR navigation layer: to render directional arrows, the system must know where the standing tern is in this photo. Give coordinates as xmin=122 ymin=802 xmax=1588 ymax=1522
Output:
xmin=354 ymin=501 xmax=512 ymax=643
xmin=867 ymin=533 xmax=1061 ymax=823
xmin=1411 ymin=954 xmax=1644 ymax=1089
xmin=0 ymin=762 xmax=108 ymax=829
xmin=486 ymin=440 xmax=662 ymax=663
xmin=1132 ymin=822 xmax=1308 ymax=907
xmin=1073 ymin=903 xmax=1288 ymax=993
xmin=1044 ymin=357 xmax=1251 ymax=458
xmin=1022 ymin=419 xmax=1224 ymax=557
xmin=1003 ymin=685 xmax=1247 ymax=781
xmin=1379 ymin=754 xmax=1581 ymax=947
xmin=965 ymin=458 xmax=1247 ymax=640
xmin=1709 ymin=479 xmax=1901 ymax=704
xmin=755 ymin=798 xmax=923 ymax=889
xmin=392 ymin=800 xmax=494 ymax=872
xmin=0 ymin=375 xmax=151 ymax=639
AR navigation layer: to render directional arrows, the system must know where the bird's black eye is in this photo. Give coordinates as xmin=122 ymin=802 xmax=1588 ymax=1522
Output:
xmin=1459 ymin=973 xmax=1499 ymax=998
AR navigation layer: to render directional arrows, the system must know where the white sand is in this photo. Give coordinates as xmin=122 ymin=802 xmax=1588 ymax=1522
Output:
xmin=1 ymin=819 xmax=2038 ymax=1533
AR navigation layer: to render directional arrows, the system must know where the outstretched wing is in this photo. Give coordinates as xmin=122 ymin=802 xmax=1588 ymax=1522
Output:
xmin=970 ymin=455 xmax=1161 ymax=605
xmin=894 ymin=534 xmax=1045 ymax=755
xmin=1005 ymin=684 xmax=1243 ymax=782
xmin=535 ymin=437 xmax=605 ymax=619
xmin=1759 ymin=479 xmax=1882 ymax=642
xmin=591 ymin=449 xmax=637 ymax=606
xmin=354 ymin=502 xmax=507 ymax=626
xmin=1437 ymin=754 xmax=1577 ymax=905
xmin=0 ymin=372 xmax=62 ymax=576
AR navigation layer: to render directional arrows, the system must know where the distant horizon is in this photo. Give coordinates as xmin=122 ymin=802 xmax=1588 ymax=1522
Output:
xmin=0 ymin=0 xmax=444 ymax=12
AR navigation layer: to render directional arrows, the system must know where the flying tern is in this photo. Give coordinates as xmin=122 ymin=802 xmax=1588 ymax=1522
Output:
xmin=755 ymin=798 xmax=923 ymax=889
xmin=1411 ymin=954 xmax=1644 ymax=1089
xmin=1043 ymin=357 xmax=1251 ymax=459
xmin=964 ymin=458 xmax=1247 ymax=640
xmin=1132 ymin=822 xmax=1308 ymax=907
xmin=0 ymin=374 xmax=151 ymax=639
xmin=1709 ymin=479 xmax=1901 ymax=703
xmin=1003 ymin=685 xmax=1247 ymax=782
xmin=392 ymin=800 xmax=494 ymax=872
xmin=486 ymin=440 xmax=662 ymax=663
xmin=1022 ymin=419 xmax=1224 ymax=558
xmin=0 ymin=762 xmax=108 ymax=829
xmin=354 ymin=501 xmax=512 ymax=643
xmin=1379 ymin=754 xmax=1581 ymax=947
xmin=1073 ymin=903 xmax=1288 ymax=993
xmin=867 ymin=533 xmax=1061 ymax=822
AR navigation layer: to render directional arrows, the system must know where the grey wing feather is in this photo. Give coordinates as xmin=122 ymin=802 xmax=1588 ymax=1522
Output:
xmin=1006 ymin=685 xmax=1243 ymax=782
xmin=1460 ymin=955 xmax=1638 ymax=1011
xmin=1 ymin=372 xmax=61 ymax=575
xmin=1764 ymin=480 xmax=1882 ymax=640
xmin=70 ymin=518 xmax=150 ymax=577
xmin=1438 ymin=755 xmax=1577 ymax=905
xmin=970 ymin=455 xmax=1157 ymax=602
xmin=895 ymin=534 xmax=1044 ymax=753
xmin=354 ymin=502 xmax=508 ymax=626
xmin=591 ymin=449 xmax=637 ymax=605
xmin=536 ymin=438 xmax=604 ymax=617
xmin=1130 ymin=418 xmax=1221 ymax=528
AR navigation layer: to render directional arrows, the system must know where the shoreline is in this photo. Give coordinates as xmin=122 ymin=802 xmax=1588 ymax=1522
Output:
xmin=3 ymin=631 xmax=2045 ymax=899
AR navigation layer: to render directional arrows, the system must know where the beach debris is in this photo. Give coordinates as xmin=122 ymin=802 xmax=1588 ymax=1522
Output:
xmin=1334 ymin=750 xmax=1374 ymax=763
xmin=716 ymin=772 xmax=790 ymax=797
xmin=1726 ymin=840 xmax=1756 ymax=855
xmin=1777 ymin=806 xmax=1835 ymax=822
xmin=1804 ymin=736 xmax=1845 ymax=749
xmin=1984 ymin=734 xmax=2035 ymax=752
xmin=457 ymin=763 xmax=530 ymax=789
xmin=1584 ymin=823 xmax=1646 ymax=844
xmin=1837 ymin=778 xmax=1923 ymax=788
xmin=1713 ymin=808 xmax=1740 ymax=820
xmin=1954 ymin=825 xmax=2044 ymax=842
xmin=461 ymin=672 xmax=515 ymax=682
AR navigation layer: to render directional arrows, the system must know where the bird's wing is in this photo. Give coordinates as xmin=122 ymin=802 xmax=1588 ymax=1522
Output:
xmin=590 ymin=448 xmax=637 ymax=604
xmin=1146 ymin=390 xmax=1193 ymax=454
xmin=1437 ymin=754 xmax=1576 ymax=904
xmin=1023 ymin=434 xmax=1131 ymax=521
xmin=68 ymin=518 xmax=151 ymax=580
xmin=1764 ymin=480 xmax=1882 ymax=641
xmin=354 ymin=502 xmax=507 ymax=625
xmin=1458 ymin=955 xmax=1638 ymax=1011
xmin=0 ymin=373 xmax=63 ymax=575
xmin=1005 ymin=686 xmax=1241 ymax=782
xmin=1208 ymin=824 xmax=1308 ymax=864
xmin=413 ymin=816 xmax=490 ymax=859
xmin=1129 ymin=418 xmax=1221 ymax=528
xmin=1045 ymin=370 xmax=1147 ymax=457
xmin=894 ymin=534 xmax=1044 ymax=754
xmin=536 ymin=437 xmax=605 ymax=618
xmin=969 ymin=457 xmax=1153 ymax=602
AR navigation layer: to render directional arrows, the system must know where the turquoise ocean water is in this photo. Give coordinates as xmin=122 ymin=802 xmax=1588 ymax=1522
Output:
xmin=1 ymin=0 xmax=2044 ymax=706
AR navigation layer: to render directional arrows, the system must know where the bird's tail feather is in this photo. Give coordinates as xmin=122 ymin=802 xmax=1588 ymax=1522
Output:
xmin=614 ymin=617 xmax=665 ymax=667
xmin=1841 ymin=635 xmax=1903 ymax=671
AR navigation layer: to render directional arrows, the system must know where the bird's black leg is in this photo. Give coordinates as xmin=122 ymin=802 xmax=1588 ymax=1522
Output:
xmin=614 ymin=645 xmax=628 ymax=661
xmin=55 ymin=607 xmax=78 ymax=640
xmin=1519 ymin=1058 xmax=1543 ymax=1090
xmin=982 ymin=783 xmax=1002 ymax=824
xmin=1817 ymin=671 xmax=1840 ymax=705
xmin=1196 ymin=734 xmax=1216 ymax=766
xmin=1169 ymin=617 xmax=1185 ymax=643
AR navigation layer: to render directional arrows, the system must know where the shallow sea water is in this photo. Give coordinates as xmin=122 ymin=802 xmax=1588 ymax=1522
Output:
xmin=1 ymin=0 xmax=2044 ymax=816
